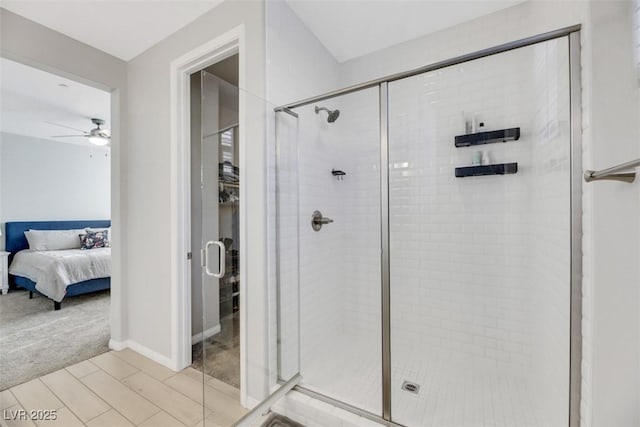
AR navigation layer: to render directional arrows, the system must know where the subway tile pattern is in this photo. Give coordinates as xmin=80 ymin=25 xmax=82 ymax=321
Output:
xmin=268 ymin=3 xmax=585 ymax=426
xmin=292 ymin=87 xmax=382 ymax=415
xmin=387 ymin=38 xmax=571 ymax=426
xmin=266 ymin=0 xmax=343 ymax=387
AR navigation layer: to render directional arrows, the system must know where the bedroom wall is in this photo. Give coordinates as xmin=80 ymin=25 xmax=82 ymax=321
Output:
xmin=0 ymin=7 xmax=128 ymax=345
xmin=0 ymin=133 xmax=111 ymax=237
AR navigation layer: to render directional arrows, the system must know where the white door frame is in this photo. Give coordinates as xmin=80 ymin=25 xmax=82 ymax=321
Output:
xmin=169 ymin=25 xmax=248 ymax=406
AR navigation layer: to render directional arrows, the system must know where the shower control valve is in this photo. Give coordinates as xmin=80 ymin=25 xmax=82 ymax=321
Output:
xmin=311 ymin=210 xmax=333 ymax=232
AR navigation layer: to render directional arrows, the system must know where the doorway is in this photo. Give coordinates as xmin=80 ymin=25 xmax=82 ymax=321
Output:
xmin=0 ymin=57 xmax=115 ymax=390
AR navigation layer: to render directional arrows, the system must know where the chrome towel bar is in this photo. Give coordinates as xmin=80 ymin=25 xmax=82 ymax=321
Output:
xmin=584 ymin=158 xmax=640 ymax=183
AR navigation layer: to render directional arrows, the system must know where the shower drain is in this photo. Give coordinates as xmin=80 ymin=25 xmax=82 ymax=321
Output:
xmin=401 ymin=381 xmax=420 ymax=394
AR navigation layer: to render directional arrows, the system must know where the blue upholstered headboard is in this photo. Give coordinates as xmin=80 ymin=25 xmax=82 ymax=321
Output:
xmin=5 ymin=220 xmax=111 ymax=255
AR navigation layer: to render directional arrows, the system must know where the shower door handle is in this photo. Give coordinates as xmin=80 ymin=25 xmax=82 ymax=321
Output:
xmin=204 ymin=241 xmax=225 ymax=278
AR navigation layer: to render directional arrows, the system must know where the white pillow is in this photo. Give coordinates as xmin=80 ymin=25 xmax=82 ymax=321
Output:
xmin=24 ymin=229 xmax=85 ymax=251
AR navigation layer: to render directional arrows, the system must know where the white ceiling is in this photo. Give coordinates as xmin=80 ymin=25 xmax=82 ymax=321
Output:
xmin=0 ymin=0 xmax=223 ymax=61
xmin=0 ymin=57 xmax=111 ymax=146
xmin=286 ymin=0 xmax=526 ymax=62
xmin=1 ymin=0 xmax=525 ymax=64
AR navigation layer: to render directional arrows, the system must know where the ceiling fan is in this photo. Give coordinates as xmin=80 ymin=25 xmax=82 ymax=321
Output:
xmin=50 ymin=118 xmax=111 ymax=146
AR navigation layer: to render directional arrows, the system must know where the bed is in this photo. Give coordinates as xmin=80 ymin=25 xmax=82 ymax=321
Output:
xmin=6 ymin=220 xmax=111 ymax=310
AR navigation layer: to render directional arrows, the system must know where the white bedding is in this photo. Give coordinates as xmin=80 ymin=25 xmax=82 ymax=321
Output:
xmin=9 ymin=248 xmax=111 ymax=302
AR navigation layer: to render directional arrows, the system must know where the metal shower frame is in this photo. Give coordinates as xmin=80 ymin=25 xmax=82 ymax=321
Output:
xmin=273 ymin=25 xmax=583 ymax=427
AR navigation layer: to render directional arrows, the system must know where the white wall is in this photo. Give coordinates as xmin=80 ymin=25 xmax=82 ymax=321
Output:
xmin=0 ymin=8 xmax=127 ymax=344
xmin=125 ymin=0 xmax=268 ymax=404
xmin=0 ymin=133 xmax=111 ymax=236
xmin=587 ymin=3 xmax=640 ymax=426
xmin=338 ymin=2 xmax=587 ymax=88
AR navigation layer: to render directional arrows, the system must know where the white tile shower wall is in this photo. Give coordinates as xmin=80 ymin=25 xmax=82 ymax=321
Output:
xmin=266 ymin=2 xmax=640 ymax=427
xmin=268 ymin=1 xmax=381 ymax=415
xmin=266 ymin=3 xmax=385 ymax=413
xmin=294 ymin=89 xmax=382 ymax=414
xmin=335 ymin=4 xmax=610 ymax=424
xmin=528 ymin=39 xmax=571 ymax=427
xmin=266 ymin=0 xmax=341 ymax=383
xmin=387 ymin=39 xmax=571 ymax=427
xmin=337 ymin=89 xmax=382 ymax=343
xmin=296 ymin=101 xmax=345 ymax=389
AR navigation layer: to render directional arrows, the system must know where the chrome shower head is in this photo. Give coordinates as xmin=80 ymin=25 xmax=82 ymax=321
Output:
xmin=315 ymin=106 xmax=340 ymax=123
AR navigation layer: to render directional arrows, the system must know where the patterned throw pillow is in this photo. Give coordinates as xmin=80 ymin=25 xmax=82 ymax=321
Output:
xmin=79 ymin=230 xmax=111 ymax=250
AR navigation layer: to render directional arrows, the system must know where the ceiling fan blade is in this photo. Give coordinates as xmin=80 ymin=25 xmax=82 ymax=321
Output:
xmin=45 ymin=121 xmax=87 ymax=133
xmin=51 ymin=134 xmax=86 ymax=138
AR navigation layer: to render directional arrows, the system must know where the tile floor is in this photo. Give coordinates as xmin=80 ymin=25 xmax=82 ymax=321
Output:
xmin=0 ymin=349 xmax=247 ymax=427
xmin=191 ymin=313 xmax=240 ymax=389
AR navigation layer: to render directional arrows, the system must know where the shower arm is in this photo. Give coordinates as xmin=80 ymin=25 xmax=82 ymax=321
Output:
xmin=584 ymin=158 xmax=640 ymax=183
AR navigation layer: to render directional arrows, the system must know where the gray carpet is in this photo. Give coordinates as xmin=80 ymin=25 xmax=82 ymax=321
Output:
xmin=0 ymin=288 xmax=110 ymax=390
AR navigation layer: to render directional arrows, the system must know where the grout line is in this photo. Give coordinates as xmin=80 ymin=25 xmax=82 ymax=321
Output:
xmin=102 ymin=367 xmax=206 ymax=425
xmin=34 ymin=378 xmax=70 ymax=414
xmin=162 ymin=372 xmax=179 ymax=384
xmin=9 ymin=389 xmax=19 ymax=405
xmin=46 ymin=371 xmax=112 ymax=424
xmin=63 ymin=359 xmax=100 ymax=380
xmin=135 ymin=410 xmax=160 ymax=426
xmin=81 ymin=404 xmax=112 ymax=425
xmin=12 ymin=378 xmax=66 ymax=411
xmin=154 ymin=372 xmax=210 ymax=409
xmin=164 ymin=372 xmax=247 ymax=424
xmin=163 ymin=372 xmax=207 ymax=408
xmin=82 ymin=359 xmax=164 ymax=425
xmin=109 ymin=350 xmax=176 ymax=383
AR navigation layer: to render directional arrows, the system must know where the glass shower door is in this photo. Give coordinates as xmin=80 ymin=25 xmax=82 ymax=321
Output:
xmin=197 ymin=70 xmax=241 ymax=399
xmin=290 ymin=87 xmax=383 ymax=415
xmin=387 ymin=38 xmax=572 ymax=426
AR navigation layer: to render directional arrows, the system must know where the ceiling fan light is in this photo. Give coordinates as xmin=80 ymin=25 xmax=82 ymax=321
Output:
xmin=88 ymin=136 xmax=109 ymax=146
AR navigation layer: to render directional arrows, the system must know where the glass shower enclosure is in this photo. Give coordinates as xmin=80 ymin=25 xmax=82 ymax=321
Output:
xmin=274 ymin=29 xmax=582 ymax=427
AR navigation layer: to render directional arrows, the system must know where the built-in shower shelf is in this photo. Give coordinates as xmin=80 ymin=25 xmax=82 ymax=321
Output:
xmin=455 ymin=162 xmax=518 ymax=178
xmin=454 ymin=127 xmax=520 ymax=147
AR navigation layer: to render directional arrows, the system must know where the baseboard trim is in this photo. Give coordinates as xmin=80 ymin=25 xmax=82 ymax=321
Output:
xmin=191 ymin=324 xmax=221 ymax=345
xmin=108 ymin=339 xmax=177 ymax=371
xmin=108 ymin=339 xmax=127 ymax=351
